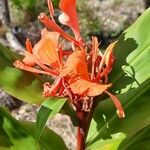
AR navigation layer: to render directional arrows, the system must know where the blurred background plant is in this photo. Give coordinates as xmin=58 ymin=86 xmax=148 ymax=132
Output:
xmin=11 ymin=0 xmax=59 ymax=22
xmin=0 ymin=0 xmax=147 ymax=48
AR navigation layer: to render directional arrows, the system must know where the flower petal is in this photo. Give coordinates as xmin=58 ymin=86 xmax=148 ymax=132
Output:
xmin=104 ymin=42 xmax=116 ymax=73
xmin=13 ymin=60 xmax=57 ymax=76
xmin=105 ymin=90 xmax=125 ymax=118
xmin=59 ymin=0 xmax=81 ymax=40
xmin=23 ymin=39 xmax=35 ymax=66
xmin=25 ymin=39 xmax=33 ymax=53
xmin=60 ymin=49 xmax=89 ymax=80
xmin=33 ymin=28 xmax=60 ymax=69
xmin=100 ymin=41 xmax=116 ymax=72
xmin=23 ymin=51 xmax=59 ymax=76
xmin=97 ymin=42 xmax=116 ymax=81
xmin=70 ymin=79 xmax=111 ymax=96
xmin=91 ymin=36 xmax=99 ymax=80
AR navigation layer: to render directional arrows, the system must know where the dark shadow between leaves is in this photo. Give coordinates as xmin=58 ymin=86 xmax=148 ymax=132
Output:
xmin=109 ymin=33 xmax=138 ymax=93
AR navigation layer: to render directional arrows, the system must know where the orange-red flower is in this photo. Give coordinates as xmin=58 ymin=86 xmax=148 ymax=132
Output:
xmin=14 ymin=0 xmax=125 ymax=118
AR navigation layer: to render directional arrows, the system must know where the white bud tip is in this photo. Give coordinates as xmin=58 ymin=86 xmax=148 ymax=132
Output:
xmin=117 ymin=110 xmax=125 ymax=118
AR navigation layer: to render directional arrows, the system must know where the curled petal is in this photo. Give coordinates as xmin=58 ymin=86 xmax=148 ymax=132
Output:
xmin=105 ymin=90 xmax=125 ymax=118
xmin=69 ymin=79 xmax=111 ymax=96
xmin=100 ymin=41 xmax=116 ymax=71
xmin=13 ymin=60 xmax=57 ymax=77
xmin=59 ymin=0 xmax=81 ymax=40
xmin=24 ymin=51 xmax=59 ymax=76
xmin=104 ymin=42 xmax=116 ymax=74
xmin=23 ymin=52 xmax=36 ymax=67
xmin=97 ymin=41 xmax=116 ymax=81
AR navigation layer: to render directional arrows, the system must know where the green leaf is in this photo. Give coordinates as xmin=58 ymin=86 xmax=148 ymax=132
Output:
xmin=87 ymin=125 xmax=150 ymax=150
xmin=86 ymin=79 xmax=150 ymax=149
xmin=36 ymin=97 xmax=67 ymax=141
xmin=119 ymin=125 xmax=150 ymax=150
xmin=0 ymin=43 xmax=46 ymax=104
xmin=110 ymin=8 xmax=150 ymax=94
xmin=12 ymin=0 xmax=37 ymax=9
xmin=87 ymin=132 xmax=126 ymax=150
xmin=86 ymin=8 xmax=150 ymax=150
xmin=0 ymin=107 xmax=68 ymax=150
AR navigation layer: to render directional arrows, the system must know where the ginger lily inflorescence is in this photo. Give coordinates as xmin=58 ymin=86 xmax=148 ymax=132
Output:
xmin=14 ymin=0 xmax=125 ymax=118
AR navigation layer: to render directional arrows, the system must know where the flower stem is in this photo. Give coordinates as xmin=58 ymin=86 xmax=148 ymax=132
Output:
xmin=77 ymin=126 xmax=85 ymax=150
xmin=76 ymin=97 xmax=102 ymax=150
xmin=76 ymin=111 xmax=87 ymax=150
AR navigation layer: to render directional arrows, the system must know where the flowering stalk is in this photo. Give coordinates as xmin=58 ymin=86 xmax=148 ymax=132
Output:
xmin=13 ymin=0 xmax=125 ymax=149
xmin=76 ymin=110 xmax=87 ymax=150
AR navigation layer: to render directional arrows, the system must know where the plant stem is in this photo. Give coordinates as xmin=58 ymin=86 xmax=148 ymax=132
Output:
xmin=77 ymin=126 xmax=85 ymax=150
xmin=76 ymin=97 xmax=103 ymax=150
xmin=76 ymin=111 xmax=87 ymax=150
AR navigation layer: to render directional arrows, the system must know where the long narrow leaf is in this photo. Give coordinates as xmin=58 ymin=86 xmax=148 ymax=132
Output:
xmin=0 ymin=43 xmax=46 ymax=104
xmin=0 ymin=107 xmax=68 ymax=150
xmin=35 ymin=97 xmax=67 ymax=141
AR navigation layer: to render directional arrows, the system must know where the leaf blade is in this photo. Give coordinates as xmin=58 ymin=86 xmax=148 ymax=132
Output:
xmin=0 ymin=43 xmax=46 ymax=104
xmin=86 ymin=9 xmax=150 ymax=149
xmin=110 ymin=8 xmax=150 ymax=94
xmin=35 ymin=97 xmax=67 ymax=141
xmin=0 ymin=107 xmax=68 ymax=150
